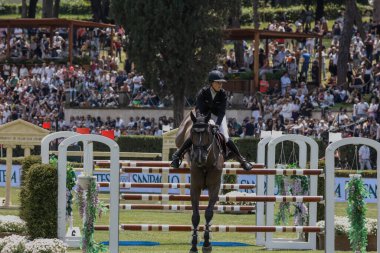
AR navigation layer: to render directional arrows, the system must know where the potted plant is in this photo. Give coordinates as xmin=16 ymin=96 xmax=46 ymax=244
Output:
xmin=316 ymin=217 xmax=377 ymax=251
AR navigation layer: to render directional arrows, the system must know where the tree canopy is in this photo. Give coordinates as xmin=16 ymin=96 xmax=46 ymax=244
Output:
xmin=111 ymin=0 xmax=231 ymax=126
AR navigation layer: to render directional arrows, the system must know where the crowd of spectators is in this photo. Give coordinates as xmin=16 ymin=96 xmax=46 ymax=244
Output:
xmin=0 ymin=26 xmax=118 ymax=61
xmin=220 ymin=14 xmax=380 ymax=143
xmin=0 ymin=15 xmax=380 ymax=141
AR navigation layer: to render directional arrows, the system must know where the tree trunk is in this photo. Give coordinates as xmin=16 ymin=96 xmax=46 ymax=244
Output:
xmin=173 ymin=86 xmax=185 ymax=128
xmin=353 ymin=3 xmax=366 ymax=41
xmin=53 ymin=0 xmax=60 ymax=18
xmin=253 ymin=0 xmax=260 ymax=29
xmin=21 ymin=0 xmax=27 ymax=18
xmin=101 ymin=0 xmax=110 ymax=22
xmin=315 ymin=0 xmax=324 ymax=22
xmin=90 ymin=0 xmax=102 ymax=22
xmin=42 ymin=0 xmax=53 ymax=18
xmin=374 ymin=0 xmax=380 ymax=26
xmin=337 ymin=0 xmax=355 ymax=88
xmin=28 ymin=0 xmax=38 ymax=18
xmin=230 ymin=0 xmax=243 ymax=68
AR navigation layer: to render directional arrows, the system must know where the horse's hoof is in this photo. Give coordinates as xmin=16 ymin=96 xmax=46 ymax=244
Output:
xmin=202 ymin=245 xmax=212 ymax=253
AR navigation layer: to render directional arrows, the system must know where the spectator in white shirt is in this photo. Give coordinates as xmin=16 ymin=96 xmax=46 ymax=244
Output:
xmin=355 ymin=97 xmax=369 ymax=119
xmin=280 ymin=72 xmax=291 ymax=96
xmin=358 ymin=145 xmax=371 ymax=170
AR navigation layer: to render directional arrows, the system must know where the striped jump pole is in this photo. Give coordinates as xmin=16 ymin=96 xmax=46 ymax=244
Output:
xmin=95 ymin=224 xmax=322 ymax=233
xmin=98 ymin=182 xmax=256 ymax=190
xmin=119 ymin=167 xmax=323 ymax=176
xmin=94 ymin=160 xmax=265 ymax=169
xmin=110 ymin=204 xmax=255 ymax=212
xmin=120 ymin=194 xmax=324 ymax=203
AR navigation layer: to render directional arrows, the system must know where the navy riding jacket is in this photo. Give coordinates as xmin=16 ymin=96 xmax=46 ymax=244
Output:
xmin=195 ymin=86 xmax=227 ymax=126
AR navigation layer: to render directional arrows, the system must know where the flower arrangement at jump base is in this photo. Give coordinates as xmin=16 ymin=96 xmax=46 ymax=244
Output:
xmin=346 ymin=174 xmax=368 ymax=253
xmin=316 ymin=174 xmax=377 ymax=251
xmin=0 ymin=235 xmax=67 ymax=253
xmin=0 ymin=216 xmax=27 ymax=236
xmin=274 ymin=163 xmax=309 ymax=237
xmin=76 ymin=174 xmax=107 ymax=253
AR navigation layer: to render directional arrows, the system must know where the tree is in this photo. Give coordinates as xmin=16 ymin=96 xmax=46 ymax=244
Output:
xmin=28 ymin=0 xmax=39 ymax=18
xmin=42 ymin=0 xmax=53 ymax=18
xmin=253 ymin=0 xmax=260 ymax=29
xmin=21 ymin=0 xmax=27 ymax=18
xmin=90 ymin=0 xmax=110 ymax=22
xmin=53 ymin=0 xmax=60 ymax=18
xmin=111 ymin=0 xmax=230 ymax=127
xmin=315 ymin=0 xmax=324 ymax=22
xmin=229 ymin=0 xmax=244 ymax=68
xmin=375 ymin=0 xmax=380 ymax=26
xmin=337 ymin=0 xmax=357 ymax=87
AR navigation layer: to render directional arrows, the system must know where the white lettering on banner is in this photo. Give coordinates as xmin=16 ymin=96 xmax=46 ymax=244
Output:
xmin=0 ymin=166 xmax=378 ymax=203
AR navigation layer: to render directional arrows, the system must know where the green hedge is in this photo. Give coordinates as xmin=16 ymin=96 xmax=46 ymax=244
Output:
xmin=241 ymin=3 xmax=372 ymax=25
xmin=0 ymin=2 xmax=91 ymax=15
xmin=20 ymin=163 xmax=58 ymax=239
xmin=19 ymin=156 xmax=42 ymax=220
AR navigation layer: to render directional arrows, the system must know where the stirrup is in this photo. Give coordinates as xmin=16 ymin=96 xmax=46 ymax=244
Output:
xmin=241 ymin=159 xmax=252 ymax=171
xmin=171 ymin=152 xmax=182 ymax=168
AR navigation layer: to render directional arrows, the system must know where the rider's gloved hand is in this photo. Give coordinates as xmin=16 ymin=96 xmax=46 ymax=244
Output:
xmin=211 ymin=125 xmax=220 ymax=135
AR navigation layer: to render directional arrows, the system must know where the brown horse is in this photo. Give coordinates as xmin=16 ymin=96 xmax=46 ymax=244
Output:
xmin=177 ymin=111 xmax=224 ymax=253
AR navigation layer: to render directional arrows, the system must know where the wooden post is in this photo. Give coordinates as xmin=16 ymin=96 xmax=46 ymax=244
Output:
xmin=4 ymin=145 xmax=14 ymax=207
xmin=69 ymin=22 xmax=73 ymax=65
xmin=49 ymin=26 xmax=54 ymax=48
xmin=253 ymin=32 xmax=260 ymax=94
xmin=318 ymin=36 xmax=323 ymax=87
xmin=6 ymin=26 xmax=10 ymax=59
xmin=110 ymin=27 xmax=114 ymax=57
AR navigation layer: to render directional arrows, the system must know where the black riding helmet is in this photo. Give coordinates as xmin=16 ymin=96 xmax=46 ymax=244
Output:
xmin=208 ymin=70 xmax=227 ymax=83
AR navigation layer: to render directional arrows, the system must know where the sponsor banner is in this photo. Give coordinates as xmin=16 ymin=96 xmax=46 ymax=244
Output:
xmin=0 ymin=165 xmax=22 ymax=187
xmin=335 ymin=177 xmax=377 ymax=203
xmin=0 ymin=166 xmax=377 ymax=203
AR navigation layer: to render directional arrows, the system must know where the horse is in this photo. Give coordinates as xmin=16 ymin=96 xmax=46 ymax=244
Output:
xmin=178 ymin=111 xmax=224 ymax=253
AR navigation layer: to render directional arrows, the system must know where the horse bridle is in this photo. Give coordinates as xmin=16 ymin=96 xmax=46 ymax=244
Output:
xmin=191 ymin=122 xmax=214 ymax=162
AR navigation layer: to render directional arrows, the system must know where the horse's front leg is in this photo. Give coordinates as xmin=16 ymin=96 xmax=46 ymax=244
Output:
xmin=202 ymin=174 xmax=221 ymax=253
xmin=190 ymin=169 xmax=203 ymax=253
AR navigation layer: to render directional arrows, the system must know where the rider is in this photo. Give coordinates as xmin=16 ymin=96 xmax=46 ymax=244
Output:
xmin=171 ymin=70 xmax=252 ymax=171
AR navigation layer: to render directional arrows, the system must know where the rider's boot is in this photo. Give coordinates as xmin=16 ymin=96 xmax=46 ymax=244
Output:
xmin=226 ymin=139 xmax=252 ymax=171
xmin=171 ymin=138 xmax=192 ymax=168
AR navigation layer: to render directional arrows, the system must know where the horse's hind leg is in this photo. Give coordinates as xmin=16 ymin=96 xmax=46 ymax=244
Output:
xmin=190 ymin=169 xmax=204 ymax=253
xmin=202 ymin=170 xmax=222 ymax=253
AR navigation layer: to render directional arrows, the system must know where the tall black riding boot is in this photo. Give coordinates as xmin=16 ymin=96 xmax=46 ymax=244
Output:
xmin=226 ymin=139 xmax=252 ymax=171
xmin=171 ymin=138 xmax=192 ymax=168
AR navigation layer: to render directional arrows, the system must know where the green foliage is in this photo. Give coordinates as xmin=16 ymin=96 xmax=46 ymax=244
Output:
xmin=241 ymin=3 xmax=372 ymax=25
xmin=19 ymin=156 xmax=41 ymax=220
xmin=0 ymin=2 xmax=91 ymax=15
xmin=73 ymin=55 xmax=91 ymax=66
xmin=21 ymin=163 xmax=58 ymax=239
xmin=93 ymin=135 xmax=162 ymax=158
xmin=346 ymin=176 xmax=368 ymax=253
xmin=81 ymin=179 xmax=107 ymax=253
xmin=225 ymin=71 xmax=253 ymax=80
xmin=111 ymin=0 xmax=232 ymax=125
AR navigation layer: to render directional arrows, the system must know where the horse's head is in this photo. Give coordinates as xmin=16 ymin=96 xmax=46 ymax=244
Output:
xmin=189 ymin=111 xmax=212 ymax=167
